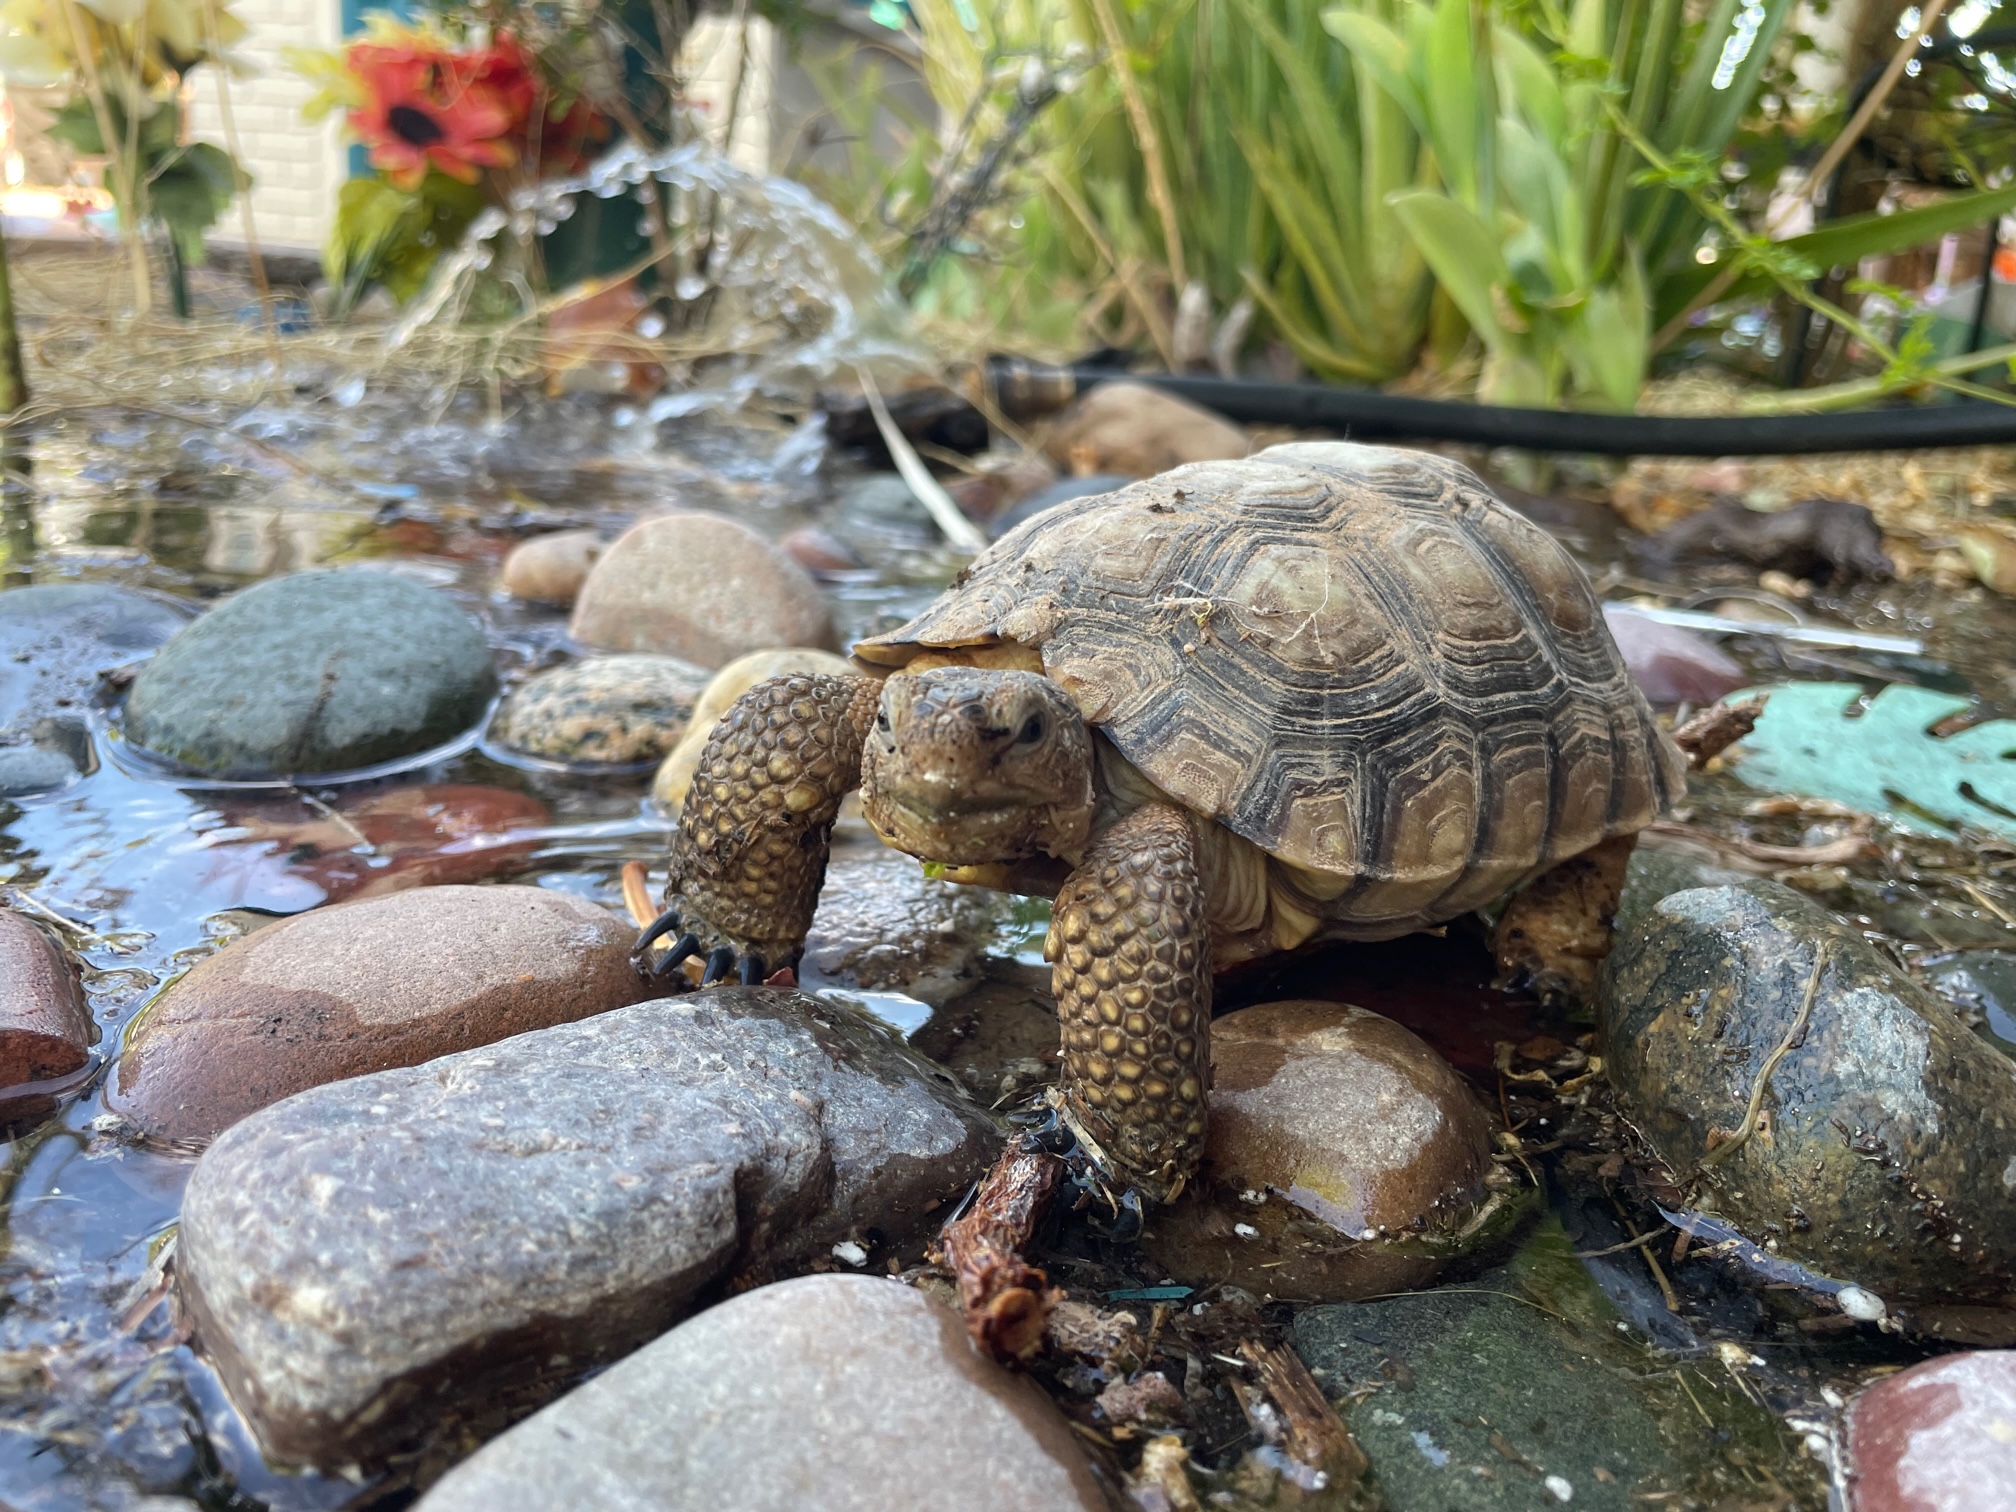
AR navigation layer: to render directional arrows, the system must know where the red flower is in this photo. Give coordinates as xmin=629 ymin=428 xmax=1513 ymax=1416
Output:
xmin=346 ymin=38 xmax=529 ymax=189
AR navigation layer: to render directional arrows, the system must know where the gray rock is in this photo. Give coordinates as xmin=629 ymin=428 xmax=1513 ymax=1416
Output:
xmin=0 ymin=909 xmax=91 ymax=1086
xmin=0 ymin=718 xmax=92 ymax=796
xmin=1600 ymin=879 xmax=2016 ymax=1303
xmin=489 ymin=654 xmax=712 ymax=766
xmin=801 ymin=851 xmax=1011 ymax=1006
xmin=177 ymin=989 xmax=998 ymax=1468
xmin=989 ymin=474 xmax=1132 ymax=539
xmin=1926 ymin=950 xmax=2016 ymax=1059
xmin=415 ymin=1274 xmax=1111 ymax=1512
xmin=0 ymin=583 xmax=190 ymax=734
xmin=1612 ymin=841 xmax=1754 ymax=940
xmin=124 ymin=570 xmax=497 ymax=777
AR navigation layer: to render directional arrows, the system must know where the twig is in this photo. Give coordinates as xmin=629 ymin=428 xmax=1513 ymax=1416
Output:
xmin=1697 ymin=948 xmax=1828 ymax=1172
xmin=1239 ymin=1339 xmax=1370 ymax=1489
xmin=934 ymin=1141 xmax=1065 ymax=1363
xmin=1671 ymin=697 xmax=1764 ymax=769
xmin=855 ymin=366 xmax=989 ymax=552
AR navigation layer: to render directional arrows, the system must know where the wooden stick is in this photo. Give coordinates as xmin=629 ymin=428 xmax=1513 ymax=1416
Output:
xmin=935 ymin=1141 xmax=1065 ymax=1364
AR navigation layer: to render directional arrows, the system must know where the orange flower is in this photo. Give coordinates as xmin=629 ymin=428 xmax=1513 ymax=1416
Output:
xmin=346 ymin=37 xmax=528 ymax=189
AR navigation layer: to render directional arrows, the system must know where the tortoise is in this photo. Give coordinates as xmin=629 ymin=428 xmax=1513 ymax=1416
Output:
xmin=637 ymin=442 xmax=1686 ymax=1214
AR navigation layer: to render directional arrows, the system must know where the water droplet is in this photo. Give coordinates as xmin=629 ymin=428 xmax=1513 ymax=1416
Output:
xmin=675 ymin=274 xmax=708 ymax=302
xmin=332 ymin=375 xmax=366 ymax=408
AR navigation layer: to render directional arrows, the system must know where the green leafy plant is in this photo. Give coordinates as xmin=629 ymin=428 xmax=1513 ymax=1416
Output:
xmin=47 ymin=94 xmax=246 ymax=275
xmin=321 ymin=172 xmax=488 ymax=318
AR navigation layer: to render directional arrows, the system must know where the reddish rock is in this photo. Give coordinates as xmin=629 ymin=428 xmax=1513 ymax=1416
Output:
xmin=111 ymin=885 xmax=645 ymax=1144
xmin=948 ymin=453 xmax=1060 ymax=522
xmin=1602 ymin=604 xmax=1747 ymax=706
xmin=570 ymin=513 xmax=837 ymax=667
xmin=778 ymin=525 xmax=861 ymax=575
xmin=1142 ymin=1000 xmax=1494 ymax=1300
xmin=499 ymin=530 xmax=603 ymax=605
xmin=0 ymin=910 xmax=91 ymax=1087
xmin=1041 ymin=381 xmax=1248 ymax=477
xmin=1847 ymin=1351 xmax=2016 ymax=1512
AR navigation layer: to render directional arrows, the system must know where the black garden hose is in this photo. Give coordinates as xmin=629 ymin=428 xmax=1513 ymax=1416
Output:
xmin=996 ymin=361 xmax=2016 ymax=456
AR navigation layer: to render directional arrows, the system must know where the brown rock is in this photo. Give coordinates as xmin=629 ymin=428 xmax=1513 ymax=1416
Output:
xmin=570 ymin=513 xmax=837 ymax=667
xmin=778 ymin=525 xmax=862 ymax=575
xmin=1143 ymin=1000 xmax=1495 ymax=1300
xmin=949 ymin=452 xmax=1061 ymax=522
xmin=111 ymin=885 xmax=645 ymax=1144
xmin=1041 ymin=381 xmax=1248 ymax=478
xmin=499 ymin=530 xmax=605 ymax=605
xmin=1847 ymin=1351 xmax=2016 ymax=1512
xmin=0 ymin=910 xmax=90 ymax=1087
xmin=651 ymin=647 xmax=858 ymax=813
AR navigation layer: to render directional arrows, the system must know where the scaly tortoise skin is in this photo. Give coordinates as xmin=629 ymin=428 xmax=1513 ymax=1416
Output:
xmin=639 ymin=442 xmax=1686 ymax=1210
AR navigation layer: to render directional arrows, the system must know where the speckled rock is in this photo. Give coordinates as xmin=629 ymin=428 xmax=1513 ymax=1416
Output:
xmin=112 ymin=885 xmax=645 ymax=1143
xmin=415 ymin=1275 xmax=1109 ymax=1512
xmin=570 ymin=513 xmax=837 ymax=667
xmin=0 ymin=910 xmax=91 ymax=1087
xmin=1846 ymin=1351 xmax=2016 ymax=1512
xmin=124 ymin=570 xmax=497 ymax=778
xmin=801 ymin=851 xmax=1011 ymax=1006
xmin=1142 ymin=1000 xmax=1496 ymax=1300
xmin=499 ymin=529 xmax=603 ymax=605
xmin=1041 ymin=381 xmax=1247 ymax=477
xmin=651 ymin=647 xmax=858 ymax=812
xmin=177 ymin=990 xmax=998 ymax=1468
xmin=1600 ymin=880 xmax=2016 ymax=1303
xmin=490 ymin=654 xmax=712 ymax=766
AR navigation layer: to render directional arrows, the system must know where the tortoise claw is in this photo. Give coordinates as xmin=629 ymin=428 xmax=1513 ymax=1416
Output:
xmin=738 ymin=952 xmax=766 ymax=986
xmin=631 ymin=908 xmax=682 ymax=964
xmin=700 ymin=945 xmax=737 ymax=986
xmin=650 ymin=932 xmax=702 ymax=979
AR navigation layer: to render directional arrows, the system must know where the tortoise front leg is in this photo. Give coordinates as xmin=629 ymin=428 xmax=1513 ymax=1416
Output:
xmin=1049 ymin=803 xmax=1212 ymax=1211
xmin=1492 ymin=833 xmax=1636 ymax=1006
xmin=638 ymin=672 xmax=880 ymax=986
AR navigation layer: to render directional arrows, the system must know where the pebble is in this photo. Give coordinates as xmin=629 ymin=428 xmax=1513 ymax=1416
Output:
xmin=123 ymin=570 xmax=497 ymax=778
xmin=1600 ymin=604 xmax=1747 ymax=706
xmin=1142 ymin=1000 xmax=1495 ymax=1300
xmin=777 ymin=524 xmax=861 ymax=575
xmin=988 ymin=474 xmax=1133 ymax=540
xmin=176 ymin=990 xmax=997 ymax=1468
xmin=948 ymin=452 xmax=1060 ymax=523
xmin=801 ymin=851 xmax=1010 ymax=1006
xmin=1041 ymin=380 xmax=1248 ymax=477
xmin=569 ymin=513 xmax=837 ymax=667
xmin=1600 ymin=879 xmax=2016 ymax=1304
xmin=0 ymin=910 xmax=91 ymax=1087
xmin=490 ymin=654 xmax=713 ymax=766
xmin=498 ymin=529 xmax=603 ymax=605
xmin=414 ymin=1275 xmax=1109 ymax=1512
xmin=1846 ymin=1351 xmax=2016 ymax=1512
xmin=111 ymin=885 xmax=645 ymax=1143
xmin=651 ymin=647 xmax=858 ymax=812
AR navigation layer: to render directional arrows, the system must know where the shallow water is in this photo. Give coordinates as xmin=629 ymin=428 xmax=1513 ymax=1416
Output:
xmin=2 ymin=381 xmax=2014 ymax=1509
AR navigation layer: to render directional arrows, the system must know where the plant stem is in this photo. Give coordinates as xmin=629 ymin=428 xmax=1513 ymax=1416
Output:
xmin=1086 ymin=0 xmax=1187 ymax=290
xmin=0 ymin=224 xmax=28 ymax=417
xmin=1733 ymin=341 xmax=2016 ymax=413
xmin=61 ymin=1 xmax=150 ymax=315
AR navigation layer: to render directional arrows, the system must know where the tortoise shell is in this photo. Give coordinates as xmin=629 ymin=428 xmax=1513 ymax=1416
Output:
xmin=855 ymin=442 xmax=1684 ymax=904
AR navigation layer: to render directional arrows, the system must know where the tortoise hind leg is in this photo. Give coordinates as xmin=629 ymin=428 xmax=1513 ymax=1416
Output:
xmin=1049 ymin=803 xmax=1213 ymax=1211
xmin=1492 ymin=834 xmax=1636 ymax=1006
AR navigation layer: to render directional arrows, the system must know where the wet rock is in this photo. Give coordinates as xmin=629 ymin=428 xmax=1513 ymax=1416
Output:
xmin=112 ymin=885 xmax=644 ymax=1143
xmin=989 ymin=474 xmax=1132 ymax=540
xmin=1295 ymin=1218 xmax=1793 ymax=1512
xmin=1143 ymin=1000 xmax=1496 ymax=1300
xmin=415 ymin=1274 xmax=1107 ymax=1512
xmin=1600 ymin=879 xmax=2016 ymax=1303
xmin=947 ymin=451 xmax=1060 ymax=523
xmin=777 ymin=524 xmax=861 ymax=575
xmin=176 ymin=990 xmax=997 ymax=1467
xmin=1846 ymin=1351 xmax=2016 ymax=1512
xmin=124 ymin=570 xmax=498 ymax=778
xmin=650 ymin=647 xmax=858 ymax=812
xmin=801 ymin=852 xmax=1011 ymax=1006
xmin=1926 ymin=950 xmax=2016 ymax=1060
xmin=0 ymin=718 xmax=93 ymax=796
xmin=498 ymin=529 xmax=603 ymax=605
xmin=0 ymin=583 xmax=190 ymax=731
xmin=490 ymin=654 xmax=711 ymax=766
xmin=1600 ymin=604 xmax=1747 ymax=706
xmin=1612 ymin=842 xmax=1754 ymax=940
xmin=835 ymin=473 xmax=927 ymax=524
xmin=0 ymin=910 xmax=91 ymax=1087
xmin=570 ymin=513 xmax=837 ymax=667
xmin=1041 ymin=381 xmax=1248 ymax=477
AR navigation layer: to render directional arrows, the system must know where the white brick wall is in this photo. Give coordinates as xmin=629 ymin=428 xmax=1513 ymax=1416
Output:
xmin=183 ymin=0 xmax=347 ymax=255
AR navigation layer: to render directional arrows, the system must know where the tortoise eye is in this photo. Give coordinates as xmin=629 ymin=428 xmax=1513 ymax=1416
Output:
xmin=876 ymin=710 xmax=891 ymax=733
xmin=1018 ymin=714 xmax=1046 ymax=744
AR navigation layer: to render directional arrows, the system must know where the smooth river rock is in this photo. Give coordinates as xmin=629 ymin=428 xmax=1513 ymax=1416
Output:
xmin=569 ymin=513 xmax=837 ymax=667
xmin=801 ymin=852 xmax=1009 ymax=1006
xmin=489 ymin=654 xmax=712 ymax=766
xmin=1846 ymin=1351 xmax=2016 ymax=1512
xmin=1041 ymin=381 xmax=1247 ymax=477
xmin=1600 ymin=880 xmax=2016 ymax=1304
xmin=177 ymin=989 xmax=998 ymax=1468
xmin=650 ymin=647 xmax=858 ymax=812
xmin=124 ymin=570 xmax=497 ymax=778
xmin=498 ymin=529 xmax=603 ymax=605
xmin=416 ymin=1275 xmax=1110 ymax=1512
xmin=0 ymin=910 xmax=91 ymax=1086
xmin=1143 ymin=1000 xmax=1496 ymax=1300
xmin=113 ymin=885 xmax=644 ymax=1143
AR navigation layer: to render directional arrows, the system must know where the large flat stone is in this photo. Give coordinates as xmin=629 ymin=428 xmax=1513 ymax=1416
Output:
xmin=415 ymin=1275 xmax=1111 ymax=1512
xmin=112 ymin=885 xmax=645 ymax=1143
xmin=177 ymin=990 xmax=998 ymax=1469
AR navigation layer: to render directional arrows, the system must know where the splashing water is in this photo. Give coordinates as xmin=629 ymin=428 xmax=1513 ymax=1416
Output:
xmin=385 ymin=141 xmax=927 ymax=416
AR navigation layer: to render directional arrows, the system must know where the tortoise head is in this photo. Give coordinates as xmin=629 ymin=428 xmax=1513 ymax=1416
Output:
xmin=860 ymin=667 xmax=1095 ymax=867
